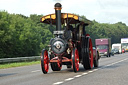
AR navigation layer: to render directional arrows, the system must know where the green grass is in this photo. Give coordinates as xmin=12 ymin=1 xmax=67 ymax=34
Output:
xmin=0 ymin=61 xmax=40 ymax=69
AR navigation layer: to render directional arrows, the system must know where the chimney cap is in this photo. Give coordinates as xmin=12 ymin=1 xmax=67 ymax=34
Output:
xmin=54 ymin=3 xmax=62 ymax=8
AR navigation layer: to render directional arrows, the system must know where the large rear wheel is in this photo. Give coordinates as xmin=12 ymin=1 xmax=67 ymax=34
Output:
xmin=83 ymin=37 xmax=93 ymax=70
xmin=72 ymin=48 xmax=79 ymax=72
xmin=50 ymin=54 xmax=62 ymax=71
xmin=40 ymin=49 xmax=49 ymax=74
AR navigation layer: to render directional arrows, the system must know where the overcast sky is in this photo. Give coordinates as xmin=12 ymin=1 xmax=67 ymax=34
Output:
xmin=0 ymin=0 xmax=128 ymax=25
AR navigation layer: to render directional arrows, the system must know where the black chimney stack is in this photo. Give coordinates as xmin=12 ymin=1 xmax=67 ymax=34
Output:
xmin=54 ymin=3 xmax=62 ymax=31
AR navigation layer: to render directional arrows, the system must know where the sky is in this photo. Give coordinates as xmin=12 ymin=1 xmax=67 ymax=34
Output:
xmin=0 ymin=0 xmax=128 ymax=25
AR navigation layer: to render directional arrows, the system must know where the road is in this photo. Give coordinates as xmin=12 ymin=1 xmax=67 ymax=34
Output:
xmin=0 ymin=53 xmax=128 ymax=85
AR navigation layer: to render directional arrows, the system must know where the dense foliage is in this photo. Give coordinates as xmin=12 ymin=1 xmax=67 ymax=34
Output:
xmin=0 ymin=11 xmax=128 ymax=58
xmin=86 ymin=20 xmax=128 ymax=45
xmin=0 ymin=11 xmax=53 ymax=58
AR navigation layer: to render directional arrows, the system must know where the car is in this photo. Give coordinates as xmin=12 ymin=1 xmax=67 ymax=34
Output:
xmin=122 ymin=48 xmax=125 ymax=53
xmin=111 ymin=49 xmax=115 ymax=56
xmin=112 ymin=48 xmax=119 ymax=54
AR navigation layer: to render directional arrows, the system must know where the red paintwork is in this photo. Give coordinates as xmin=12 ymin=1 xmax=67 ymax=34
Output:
xmin=43 ymin=50 xmax=49 ymax=72
xmin=89 ymin=38 xmax=93 ymax=68
xmin=50 ymin=57 xmax=71 ymax=63
xmin=74 ymin=48 xmax=79 ymax=71
xmin=86 ymin=34 xmax=90 ymax=37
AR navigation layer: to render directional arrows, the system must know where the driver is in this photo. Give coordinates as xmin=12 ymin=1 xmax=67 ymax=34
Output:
xmin=64 ymin=24 xmax=73 ymax=41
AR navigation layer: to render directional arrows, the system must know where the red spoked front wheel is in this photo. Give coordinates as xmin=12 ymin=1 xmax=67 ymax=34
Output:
xmin=72 ymin=48 xmax=79 ymax=72
xmin=40 ymin=49 xmax=49 ymax=74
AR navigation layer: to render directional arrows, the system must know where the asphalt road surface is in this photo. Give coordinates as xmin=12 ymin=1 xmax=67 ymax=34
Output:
xmin=0 ymin=53 xmax=128 ymax=85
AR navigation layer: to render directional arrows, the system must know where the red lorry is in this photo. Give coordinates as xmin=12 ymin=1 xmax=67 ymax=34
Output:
xmin=95 ymin=38 xmax=111 ymax=57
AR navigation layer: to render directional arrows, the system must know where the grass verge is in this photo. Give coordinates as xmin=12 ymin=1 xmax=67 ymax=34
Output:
xmin=0 ymin=61 xmax=40 ymax=69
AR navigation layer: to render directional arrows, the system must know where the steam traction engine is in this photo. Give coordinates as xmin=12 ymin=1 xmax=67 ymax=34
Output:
xmin=40 ymin=3 xmax=99 ymax=74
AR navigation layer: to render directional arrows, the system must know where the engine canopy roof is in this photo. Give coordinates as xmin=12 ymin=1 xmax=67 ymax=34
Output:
xmin=40 ymin=13 xmax=91 ymax=25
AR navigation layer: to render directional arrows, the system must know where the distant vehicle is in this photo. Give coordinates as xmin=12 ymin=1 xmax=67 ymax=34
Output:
xmin=121 ymin=38 xmax=128 ymax=52
xmin=95 ymin=38 xmax=111 ymax=57
xmin=111 ymin=49 xmax=115 ymax=56
xmin=112 ymin=43 xmax=122 ymax=54
xmin=122 ymin=48 xmax=125 ymax=53
xmin=111 ymin=48 xmax=119 ymax=54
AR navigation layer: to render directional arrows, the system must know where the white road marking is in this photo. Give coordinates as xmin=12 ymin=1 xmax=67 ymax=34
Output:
xmin=74 ymin=75 xmax=82 ymax=78
xmin=92 ymin=69 xmax=98 ymax=71
xmin=65 ymin=78 xmax=74 ymax=81
xmin=106 ymin=58 xmax=128 ymax=67
xmin=88 ymin=70 xmax=93 ymax=73
xmin=82 ymin=72 xmax=88 ymax=75
xmin=31 ymin=70 xmax=40 ymax=73
xmin=53 ymin=58 xmax=128 ymax=85
xmin=53 ymin=81 xmax=63 ymax=85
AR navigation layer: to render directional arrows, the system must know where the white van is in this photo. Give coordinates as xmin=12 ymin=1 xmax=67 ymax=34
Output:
xmin=112 ymin=43 xmax=122 ymax=54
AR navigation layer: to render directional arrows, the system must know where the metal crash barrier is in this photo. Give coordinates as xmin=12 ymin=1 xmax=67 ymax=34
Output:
xmin=0 ymin=56 xmax=40 ymax=64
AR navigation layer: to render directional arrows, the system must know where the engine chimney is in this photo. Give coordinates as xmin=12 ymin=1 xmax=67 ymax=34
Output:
xmin=54 ymin=3 xmax=62 ymax=31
